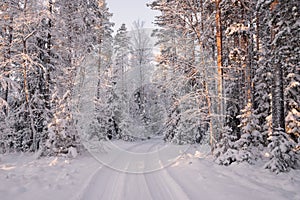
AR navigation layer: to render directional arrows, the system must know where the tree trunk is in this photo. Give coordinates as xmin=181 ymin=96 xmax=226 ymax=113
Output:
xmin=3 ymin=12 xmax=13 ymax=115
xmin=22 ymin=0 xmax=30 ymax=105
xmin=270 ymin=0 xmax=285 ymax=131
xmin=215 ymin=0 xmax=223 ymax=137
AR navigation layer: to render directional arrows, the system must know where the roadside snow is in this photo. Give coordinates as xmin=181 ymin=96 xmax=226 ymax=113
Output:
xmin=168 ymin=149 xmax=300 ymax=200
xmin=0 ymin=141 xmax=299 ymax=200
xmin=0 ymin=152 xmax=99 ymax=200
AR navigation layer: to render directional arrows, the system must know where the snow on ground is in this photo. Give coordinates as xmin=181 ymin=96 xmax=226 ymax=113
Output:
xmin=0 ymin=140 xmax=299 ymax=200
xmin=0 ymin=152 xmax=99 ymax=200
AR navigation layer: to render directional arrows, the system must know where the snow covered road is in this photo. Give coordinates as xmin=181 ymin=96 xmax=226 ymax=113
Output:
xmin=1 ymin=139 xmax=299 ymax=200
xmin=78 ymin=140 xmax=190 ymax=200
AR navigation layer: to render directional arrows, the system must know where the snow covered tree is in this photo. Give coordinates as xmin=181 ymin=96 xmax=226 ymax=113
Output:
xmin=235 ymin=102 xmax=264 ymax=163
xmin=0 ymin=1 xmax=14 ymax=152
xmin=129 ymin=20 xmax=153 ymax=126
xmin=215 ymin=102 xmax=264 ymax=165
xmin=213 ymin=0 xmax=299 ymax=171
xmin=0 ymin=0 xmax=55 ymax=152
xmin=252 ymin=1 xmax=272 ymax=143
xmin=149 ymin=0 xmax=214 ymax=145
xmin=41 ymin=0 xmax=88 ymax=155
xmin=88 ymin=0 xmax=115 ymax=141
xmin=45 ymin=0 xmax=115 ymax=154
xmin=221 ymin=0 xmax=257 ymax=136
xmin=114 ymin=23 xmax=130 ymax=91
xmin=0 ymin=0 xmax=116 ymax=154
xmin=264 ymin=128 xmax=297 ymax=173
xmin=280 ymin=1 xmax=300 ymax=144
xmin=113 ymin=25 xmax=130 ymax=105
xmin=0 ymin=1 xmax=13 ymax=114
xmin=285 ymin=72 xmax=300 ymax=142
xmin=112 ymin=24 xmax=131 ymax=137
xmin=262 ymin=0 xmax=299 ymax=172
xmin=130 ymin=21 xmax=153 ymax=87
xmin=214 ymin=126 xmax=238 ymax=165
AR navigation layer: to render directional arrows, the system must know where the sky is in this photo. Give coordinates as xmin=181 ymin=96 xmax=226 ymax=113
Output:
xmin=106 ymin=0 xmax=160 ymax=33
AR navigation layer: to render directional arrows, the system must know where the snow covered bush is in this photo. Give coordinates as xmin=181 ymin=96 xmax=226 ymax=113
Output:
xmin=42 ymin=90 xmax=80 ymax=156
xmin=0 ymin=113 xmax=12 ymax=153
xmin=285 ymin=72 xmax=300 ymax=142
xmin=164 ymin=92 xmax=207 ymax=145
xmin=215 ymin=103 xmax=264 ymax=165
xmin=214 ymin=126 xmax=238 ymax=166
xmin=264 ymin=128 xmax=297 ymax=173
xmin=235 ymin=103 xmax=264 ymax=163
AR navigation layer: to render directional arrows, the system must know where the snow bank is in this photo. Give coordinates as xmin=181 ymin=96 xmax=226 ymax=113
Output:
xmin=0 ymin=153 xmax=99 ymax=200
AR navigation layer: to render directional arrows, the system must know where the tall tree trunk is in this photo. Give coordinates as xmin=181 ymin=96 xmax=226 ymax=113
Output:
xmin=3 ymin=12 xmax=13 ymax=115
xmin=45 ymin=0 xmax=53 ymax=110
xmin=256 ymin=11 xmax=260 ymax=54
xmin=22 ymin=0 xmax=37 ymax=151
xmin=22 ymin=1 xmax=29 ymax=106
xmin=97 ymin=36 xmax=102 ymax=100
xmin=215 ymin=0 xmax=223 ymax=136
xmin=215 ymin=0 xmax=224 ymax=138
xmin=270 ymin=0 xmax=285 ymax=131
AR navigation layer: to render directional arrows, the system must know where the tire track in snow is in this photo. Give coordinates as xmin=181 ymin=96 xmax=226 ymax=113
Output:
xmin=76 ymin=140 xmax=160 ymax=200
xmin=75 ymin=140 xmax=151 ymax=200
xmin=102 ymin=142 xmax=161 ymax=200
xmin=143 ymin=144 xmax=190 ymax=200
xmin=119 ymin=142 xmax=160 ymax=200
xmin=76 ymin=140 xmax=190 ymax=200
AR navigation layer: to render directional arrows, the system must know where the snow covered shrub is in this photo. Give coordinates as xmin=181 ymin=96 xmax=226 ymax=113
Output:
xmin=164 ymin=91 xmax=208 ymax=145
xmin=234 ymin=104 xmax=264 ymax=163
xmin=285 ymin=107 xmax=300 ymax=142
xmin=264 ymin=128 xmax=297 ymax=173
xmin=214 ymin=126 xmax=238 ymax=166
xmin=164 ymin=111 xmax=204 ymax=145
xmin=285 ymin=72 xmax=300 ymax=142
xmin=215 ymin=103 xmax=264 ymax=165
xmin=0 ymin=113 xmax=12 ymax=153
xmin=42 ymin=91 xmax=80 ymax=156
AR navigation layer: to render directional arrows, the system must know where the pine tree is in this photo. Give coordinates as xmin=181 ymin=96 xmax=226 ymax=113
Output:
xmin=214 ymin=126 xmax=238 ymax=165
xmin=236 ymin=102 xmax=264 ymax=163
xmin=91 ymin=0 xmax=115 ymax=140
xmin=215 ymin=102 xmax=264 ymax=165
xmin=44 ymin=0 xmax=114 ymax=155
xmin=113 ymin=24 xmax=131 ymax=137
xmin=285 ymin=72 xmax=300 ymax=142
xmin=264 ymin=128 xmax=297 ymax=173
xmin=42 ymin=0 xmax=87 ymax=155
xmin=263 ymin=0 xmax=299 ymax=172
xmin=281 ymin=1 xmax=300 ymax=144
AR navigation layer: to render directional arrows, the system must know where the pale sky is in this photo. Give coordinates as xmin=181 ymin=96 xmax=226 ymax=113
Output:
xmin=106 ymin=0 xmax=160 ymax=33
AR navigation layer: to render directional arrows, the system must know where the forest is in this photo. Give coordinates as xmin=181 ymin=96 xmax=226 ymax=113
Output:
xmin=0 ymin=0 xmax=299 ymax=175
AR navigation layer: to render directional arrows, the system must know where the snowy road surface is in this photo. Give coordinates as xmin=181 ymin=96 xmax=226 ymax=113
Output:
xmin=78 ymin=139 xmax=190 ymax=200
xmin=0 ymin=139 xmax=299 ymax=200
